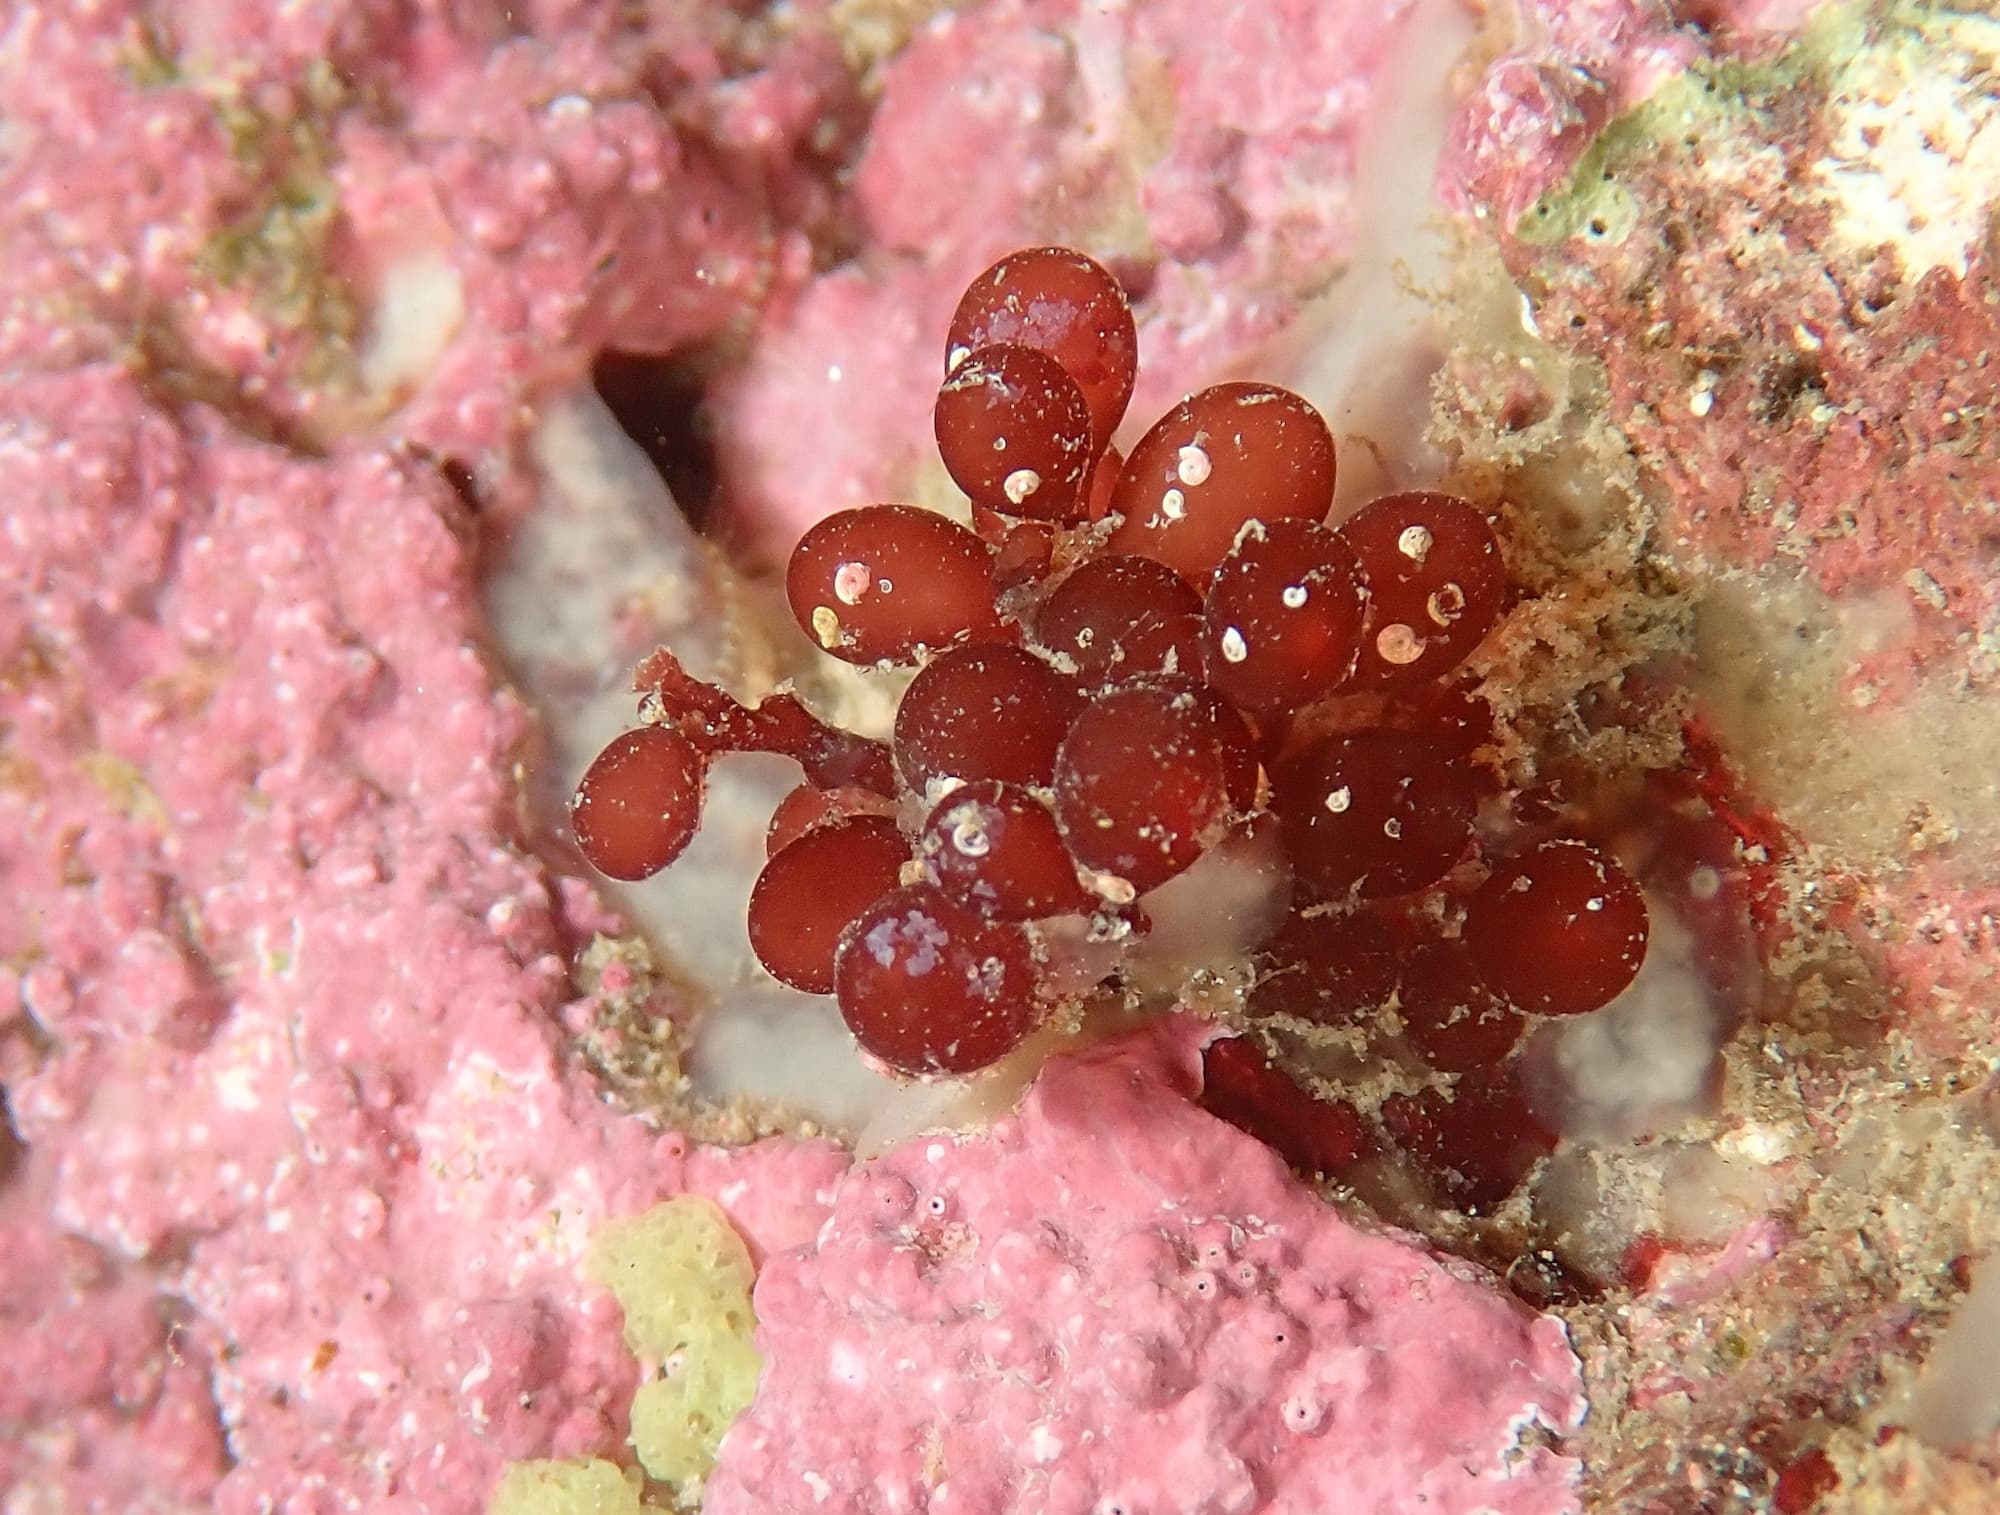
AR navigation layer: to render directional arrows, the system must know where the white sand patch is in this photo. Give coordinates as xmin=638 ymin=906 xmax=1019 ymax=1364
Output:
xmin=359 ymin=250 xmax=465 ymax=399
xmin=1284 ymin=0 xmax=1480 ymax=514
xmin=1903 ymin=1255 xmax=2000 ymax=1448
xmin=1694 ymin=568 xmax=2000 ymax=874
xmin=1815 ymin=9 xmax=2000 ymax=280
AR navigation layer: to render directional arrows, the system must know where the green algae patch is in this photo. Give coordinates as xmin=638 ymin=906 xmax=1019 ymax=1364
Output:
xmin=1515 ymin=1 xmax=1994 ymax=251
xmin=582 ymin=1196 xmax=763 ymax=1506
xmin=1515 ymin=60 xmax=1778 ymax=249
xmin=197 ymin=65 xmax=357 ymax=351
xmin=488 ymin=1458 xmax=650 ymax=1515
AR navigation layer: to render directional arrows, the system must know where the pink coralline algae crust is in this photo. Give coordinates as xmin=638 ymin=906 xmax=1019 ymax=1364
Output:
xmin=0 ymin=1165 xmax=229 ymax=1509
xmin=0 ymin=8 xmax=866 ymax=1499
xmin=709 ymin=1021 xmax=1585 ymax=1515
xmin=0 ymin=365 xmax=848 ymax=1513
xmin=0 ymin=1 xmax=851 ymax=497
xmin=711 ymin=0 xmax=1416 ymax=558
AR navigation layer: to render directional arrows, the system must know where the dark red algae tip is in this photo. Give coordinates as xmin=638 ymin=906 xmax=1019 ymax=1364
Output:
xmin=632 ymin=646 xmax=897 ymax=796
xmin=1197 ymin=1036 xmax=1371 ymax=1180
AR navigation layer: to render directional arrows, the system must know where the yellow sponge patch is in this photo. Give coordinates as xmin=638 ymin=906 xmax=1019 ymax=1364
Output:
xmin=582 ymin=1195 xmax=762 ymax=1502
xmin=487 ymin=1457 xmax=646 ymax=1515
xmin=627 ymin=1327 xmax=763 ymax=1493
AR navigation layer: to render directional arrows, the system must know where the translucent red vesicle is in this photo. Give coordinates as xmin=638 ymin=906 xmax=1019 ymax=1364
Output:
xmin=947 ymin=246 xmax=1138 ymax=455
xmin=570 ymin=725 xmax=708 ymax=881
xmin=1463 ymin=838 xmax=1650 ymax=1015
xmin=765 ymin=783 xmax=899 ymax=857
xmin=1394 ymin=939 xmax=1528 ymax=1072
xmin=1379 ymin=1068 xmax=1556 ymax=1213
xmin=981 ymin=513 xmax=1057 ymax=591
xmin=935 ymin=343 xmax=1096 ymax=522
xmin=1201 ymin=517 xmax=1368 ymax=713
xmin=1270 ymin=729 xmax=1479 ymax=901
xmin=1336 ymin=491 xmax=1506 ymax=692
xmin=1203 ymin=687 xmax=1263 ymax=814
xmin=893 ymin=643 xmax=1085 ymax=794
xmin=916 ymin=780 xmax=1093 ymax=920
xmin=1380 ymin=671 xmax=1496 ymax=757
xmin=748 ymin=816 xmax=910 ymax=994
xmin=1085 ymin=443 xmax=1123 ymax=522
xmin=1114 ymin=611 xmax=1207 ymax=687
xmin=1052 ymin=676 xmax=1258 ymax=895
xmin=1105 ymin=383 xmax=1337 ymax=584
xmin=1032 ymin=554 xmax=1204 ymax=688
xmin=836 ymin=883 xmax=1044 ymax=1076
xmin=1199 ymin=1036 xmax=1369 ymax=1179
xmin=1248 ymin=907 xmax=1403 ymax=1026
xmin=786 ymin=504 xmax=1000 ymax=666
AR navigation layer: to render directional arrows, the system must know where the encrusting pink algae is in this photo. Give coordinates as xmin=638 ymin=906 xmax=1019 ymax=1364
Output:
xmin=3 ymin=1 xmax=1999 ymax=1513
